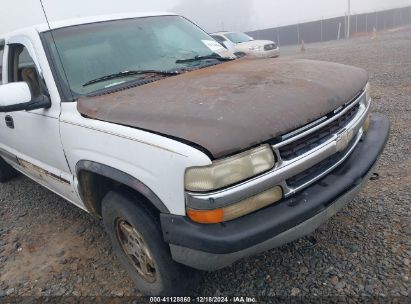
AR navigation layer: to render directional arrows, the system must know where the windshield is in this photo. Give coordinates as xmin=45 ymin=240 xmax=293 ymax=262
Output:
xmin=225 ymin=32 xmax=253 ymax=44
xmin=43 ymin=16 xmax=232 ymax=95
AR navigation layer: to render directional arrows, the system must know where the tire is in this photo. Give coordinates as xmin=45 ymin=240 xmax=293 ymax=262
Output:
xmin=102 ymin=188 xmax=201 ymax=296
xmin=0 ymin=157 xmax=19 ymax=183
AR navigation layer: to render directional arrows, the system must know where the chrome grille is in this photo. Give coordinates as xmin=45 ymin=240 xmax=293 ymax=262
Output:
xmin=273 ymin=90 xmax=370 ymax=197
xmin=286 ymin=133 xmax=359 ymax=188
xmin=279 ymin=103 xmax=360 ymax=160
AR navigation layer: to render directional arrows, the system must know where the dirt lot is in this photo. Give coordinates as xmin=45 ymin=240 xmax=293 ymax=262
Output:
xmin=1 ymin=27 xmax=410 ymax=299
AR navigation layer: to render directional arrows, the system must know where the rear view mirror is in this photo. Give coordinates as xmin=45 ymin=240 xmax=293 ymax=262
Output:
xmin=0 ymin=82 xmax=50 ymax=113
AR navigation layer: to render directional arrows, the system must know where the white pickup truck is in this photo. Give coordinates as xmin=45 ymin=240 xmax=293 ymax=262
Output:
xmin=0 ymin=12 xmax=389 ymax=295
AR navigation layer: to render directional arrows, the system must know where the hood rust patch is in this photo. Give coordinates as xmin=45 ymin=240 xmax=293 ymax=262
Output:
xmin=77 ymin=59 xmax=368 ymax=158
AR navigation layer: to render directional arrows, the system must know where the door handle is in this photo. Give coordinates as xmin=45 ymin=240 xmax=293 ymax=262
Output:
xmin=5 ymin=115 xmax=14 ymax=129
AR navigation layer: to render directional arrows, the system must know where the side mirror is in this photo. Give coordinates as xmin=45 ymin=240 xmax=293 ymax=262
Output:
xmin=0 ymin=82 xmax=51 ymax=113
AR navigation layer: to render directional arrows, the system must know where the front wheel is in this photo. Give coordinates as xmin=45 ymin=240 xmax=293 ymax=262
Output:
xmin=0 ymin=157 xmax=19 ymax=183
xmin=102 ymin=188 xmax=201 ymax=296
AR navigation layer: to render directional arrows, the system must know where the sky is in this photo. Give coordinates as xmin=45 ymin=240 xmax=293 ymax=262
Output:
xmin=172 ymin=0 xmax=411 ymax=32
xmin=1 ymin=0 xmax=411 ymax=34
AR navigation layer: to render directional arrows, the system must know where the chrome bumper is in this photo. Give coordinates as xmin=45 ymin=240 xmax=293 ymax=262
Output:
xmin=186 ymin=90 xmax=370 ymax=210
xmin=256 ymin=48 xmax=280 ymax=58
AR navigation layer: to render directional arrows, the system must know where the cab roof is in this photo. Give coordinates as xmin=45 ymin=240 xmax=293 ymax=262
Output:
xmin=32 ymin=12 xmax=177 ymax=33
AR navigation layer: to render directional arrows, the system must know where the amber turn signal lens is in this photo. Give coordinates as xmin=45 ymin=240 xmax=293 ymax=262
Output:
xmin=187 ymin=208 xmax=224 ymax=224
xmin=363 ymin=115 xmax=370 ymax=133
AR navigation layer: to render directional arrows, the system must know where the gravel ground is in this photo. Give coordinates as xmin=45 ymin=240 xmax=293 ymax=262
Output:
xmin=1 ymin=27 xmax=410 ymax=299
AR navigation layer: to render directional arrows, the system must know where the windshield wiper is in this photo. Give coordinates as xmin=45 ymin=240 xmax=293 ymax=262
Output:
xmin=83 ymin=70 xmax=180 ymax=87
xmin=176 ymin=54 xmax=234 ymax=64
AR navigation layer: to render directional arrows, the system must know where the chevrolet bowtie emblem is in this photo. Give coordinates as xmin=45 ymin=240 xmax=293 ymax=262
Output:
xmin=336 ymin=128 xmax=354 ymax=152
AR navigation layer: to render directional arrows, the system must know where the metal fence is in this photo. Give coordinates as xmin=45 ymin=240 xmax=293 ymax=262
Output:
xmin=247 ymin=6 xmax=411 ymax=46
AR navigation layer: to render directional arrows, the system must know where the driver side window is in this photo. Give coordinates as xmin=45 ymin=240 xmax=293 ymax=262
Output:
xmin=211 ymin=35 xmax=228 ymax=50
xmin=8 ymin=44 xmax=41 ymax=98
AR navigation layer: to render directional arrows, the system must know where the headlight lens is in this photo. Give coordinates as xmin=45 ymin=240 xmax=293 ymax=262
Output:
xmin=365 ymin=82 xmax=371 ymax=102
xmin=185 ymin=145 xmax=275 ymax=192
xmin=363 ymin=83 xmax=371 ymax=133
xmin=249 ymin=45 xmax=263 ymax=51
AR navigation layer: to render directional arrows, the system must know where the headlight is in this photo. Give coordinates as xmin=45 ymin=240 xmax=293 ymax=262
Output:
xmin=187 ymin=186 xmax=283 ymax=224
xmin=249 ymin=45 xmax=263 ymax=51
xmin=365 ymin=82 xmax=371 ymax=102
xmin=185 ymin=145 xmax=275 ymax=192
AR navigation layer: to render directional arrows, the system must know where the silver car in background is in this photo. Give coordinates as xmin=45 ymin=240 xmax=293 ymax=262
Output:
xmin=211 ymin=31 xmax=280 ymax=58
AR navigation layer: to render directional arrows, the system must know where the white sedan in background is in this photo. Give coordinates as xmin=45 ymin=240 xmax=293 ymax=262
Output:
xmin=211 ymin=31 xmax=280 ymax=58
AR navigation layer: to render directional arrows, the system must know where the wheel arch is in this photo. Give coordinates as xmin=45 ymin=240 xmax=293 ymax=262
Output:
xmin=75 ymin=160 xmax=169 ymax=217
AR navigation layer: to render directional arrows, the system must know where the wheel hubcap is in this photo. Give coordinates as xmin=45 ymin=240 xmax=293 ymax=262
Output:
xmin=115 ymin=219 xmax=157 ymax=283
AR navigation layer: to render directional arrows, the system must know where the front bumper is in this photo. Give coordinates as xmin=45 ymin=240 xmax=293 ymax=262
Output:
xmin=250 ymin=47 xmax=280 ymax=58
xmin=160 ymin=115 xmax=390 ymax=270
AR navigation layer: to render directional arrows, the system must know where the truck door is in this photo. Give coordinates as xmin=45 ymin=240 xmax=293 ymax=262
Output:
xmin=0 ymin=34 xmax=78 ymax=204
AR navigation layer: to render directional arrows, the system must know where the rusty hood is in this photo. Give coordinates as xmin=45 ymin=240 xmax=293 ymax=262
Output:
xmin=77 ymin=59 xmax=368 ymax=159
